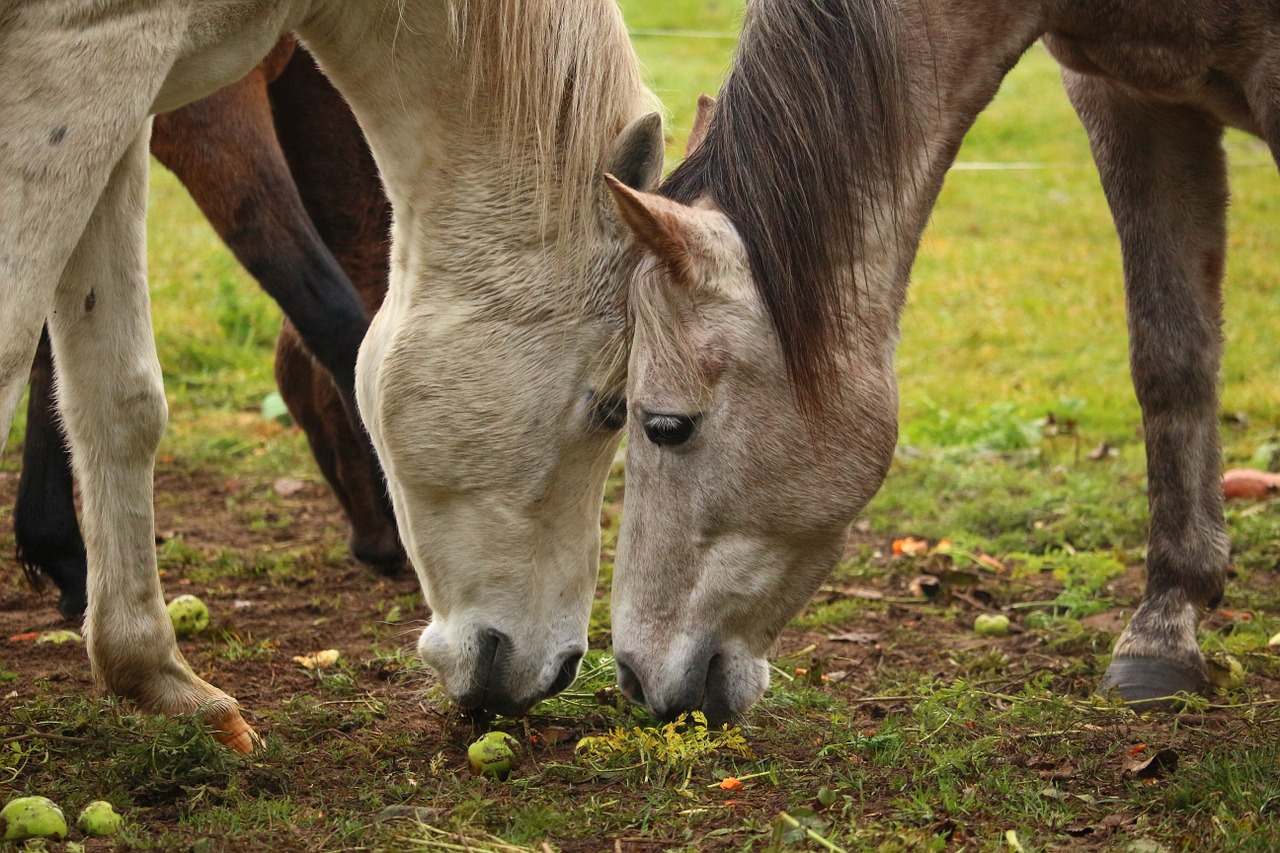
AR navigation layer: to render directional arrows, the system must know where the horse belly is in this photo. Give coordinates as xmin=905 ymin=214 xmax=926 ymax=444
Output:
xmin=1045 ymin=36 xmax=1263 ymax=137
xmin=152 ymin=1 xmax=300 ymax=114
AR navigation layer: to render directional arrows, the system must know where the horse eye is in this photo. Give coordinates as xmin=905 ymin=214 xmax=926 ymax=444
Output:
xmin=642 ymin=412 xmax=699 ymax=447
xmin=587 ymin=392 xmax=627 ymax=432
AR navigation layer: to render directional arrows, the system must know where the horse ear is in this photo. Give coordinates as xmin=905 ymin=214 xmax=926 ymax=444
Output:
xmin=608 ymin=112 xmax=665 ymax=191
xmin=685 ymin=94 xmax=716 ymax=157
xmin=604 ymin=174 xmax=693 ymax=283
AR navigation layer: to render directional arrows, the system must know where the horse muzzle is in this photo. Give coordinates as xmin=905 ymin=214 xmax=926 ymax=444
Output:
xmin=424 ymin=626 xmax=584 ymax=717
xmin=613 ymin=640 xmax=769 ymax=726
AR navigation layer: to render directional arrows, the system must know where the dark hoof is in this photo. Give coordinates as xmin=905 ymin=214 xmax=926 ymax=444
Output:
xmin=57 ymin=591 xmax=88 ymax=622
xmin=1099 ymin=656 xmax=1207 ymax=709
xmin=350 ymin=537 xmax=407 ymax=576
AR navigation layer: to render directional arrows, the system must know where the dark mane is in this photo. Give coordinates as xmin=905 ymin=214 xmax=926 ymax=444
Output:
xmin=662 ymin=0 xmax=910 ymax=412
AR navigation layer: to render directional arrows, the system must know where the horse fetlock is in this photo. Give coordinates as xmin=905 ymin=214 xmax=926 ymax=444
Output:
xmin=1103 ymin=594 xmax=1207 ymax=706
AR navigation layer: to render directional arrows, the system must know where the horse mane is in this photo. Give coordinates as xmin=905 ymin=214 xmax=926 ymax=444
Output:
xmin=661 ymin=0 xmax=912 ymax=412
xmin=447 ymin=0 xmax=654 ymax=260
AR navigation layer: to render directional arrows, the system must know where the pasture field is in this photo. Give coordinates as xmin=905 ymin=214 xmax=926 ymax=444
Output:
xmin=4 ymin=2 xmax=1280 ymax=850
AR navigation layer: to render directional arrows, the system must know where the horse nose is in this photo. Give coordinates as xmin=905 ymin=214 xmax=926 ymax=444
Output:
xmin=615 ymin=652 xmax=730 ymax=723
xmin=548 ymin=648 xmax=584 ymax=697
xmin=455 ymin=628 xmax=523 ymax=717
xmin=455 ymin=630 xmax=584 ymax=716
xmin=615 ymin=655 xmax=647 ymax=707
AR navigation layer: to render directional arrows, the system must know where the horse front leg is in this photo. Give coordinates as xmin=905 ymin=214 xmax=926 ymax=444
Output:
xmin=48 ymin=123 xmax=256 ymax=752
xmin=15 ymin=326 xmax=89 ymax=619
xmin=1064 ymin=71 xmax=1230 ymax=704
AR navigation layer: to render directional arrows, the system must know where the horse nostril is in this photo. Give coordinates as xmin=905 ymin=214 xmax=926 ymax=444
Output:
xmin=549 ymin=649 xmax=584 ymax=696
xmin=615 ymin=658 xmax=646 ymax=707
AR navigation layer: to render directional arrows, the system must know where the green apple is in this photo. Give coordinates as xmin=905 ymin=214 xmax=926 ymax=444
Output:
xmin=1 ymin=796 xmax=68 ymax=842
xmin=168 ymin=594 xmax=210 ymax=637
xmin=467 ymin=732 xmax=520 ymax=780
xmin=76 ymin=801 xmax=122 ymax=837
xmin=973 ymin=613 xmax=1011 ymax=637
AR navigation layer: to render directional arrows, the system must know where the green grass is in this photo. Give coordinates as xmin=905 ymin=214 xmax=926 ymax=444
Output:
xmin=4 ymin=2 xmax=1280 ymax=851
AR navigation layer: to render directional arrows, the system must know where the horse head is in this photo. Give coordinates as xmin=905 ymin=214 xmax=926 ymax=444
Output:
xmin=357 ymin=112 xmax=665 ymax=717
xmin=603 ymin=96 xmax=901 ymax=723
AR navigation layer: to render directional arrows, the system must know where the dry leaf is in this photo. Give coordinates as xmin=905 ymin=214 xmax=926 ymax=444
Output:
xmin=1123 ymin=747 xmax=1178 ymax=781
xmin=293 ymin=648 xmax=341 ymax=669
xmin=892 ymin=537 xmax=929 ymax=556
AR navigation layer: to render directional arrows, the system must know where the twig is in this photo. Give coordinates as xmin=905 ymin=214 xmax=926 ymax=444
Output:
xmin=777 ymin=812 xmax=849 ymax=853
xmin=0 ymin=732 xmax=93 ymax=747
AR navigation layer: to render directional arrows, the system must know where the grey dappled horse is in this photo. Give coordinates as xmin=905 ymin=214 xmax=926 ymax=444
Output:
xmin=606 ymin=0 xmax=1279 ymax=722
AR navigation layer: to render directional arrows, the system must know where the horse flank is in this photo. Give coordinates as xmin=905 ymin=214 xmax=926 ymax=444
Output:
xmin=448 ymin=0 xmax=655 ymax=264
xmin=661 ymin=0 xmax=914 ymax=412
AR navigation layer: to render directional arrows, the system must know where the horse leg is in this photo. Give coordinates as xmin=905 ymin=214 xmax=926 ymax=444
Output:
xmin=269 ymin=50 xmax=405 ymax=570
xmin=15 ymin=327 xmax=89 ymax=619
xmin=151 ymin=59 xmax=403 ymax=571
xmin=48 ymin=123 xmax=254 ymax=751
xmin=1063 ymin=70 xmax=1229 ymax=704
xmin=275 ymin=321 xmax=405 ymax=570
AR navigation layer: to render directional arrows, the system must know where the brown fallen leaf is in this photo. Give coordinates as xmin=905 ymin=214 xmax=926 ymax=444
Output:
xmin=892 ymin=536 xmax=929 ymax=556
xmin=1122 ymin=747 xmax=1178 ymax=781
xmin=1222 ymin=468 xmax=1280 ymax=500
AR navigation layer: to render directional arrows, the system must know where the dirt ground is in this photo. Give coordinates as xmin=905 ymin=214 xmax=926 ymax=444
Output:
xmin=3 ymin=467 xmax=1279 ymax=852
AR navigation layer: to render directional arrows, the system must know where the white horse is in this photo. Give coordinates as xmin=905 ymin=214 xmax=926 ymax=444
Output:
xmin=0 ymin=0 xmax=661 ymax=751
xmin=606 ymin=0 xmax=1280 ymax=722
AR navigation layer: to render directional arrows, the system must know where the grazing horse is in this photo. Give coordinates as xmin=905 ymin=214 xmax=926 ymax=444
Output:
xmin=605 ymin=0 xmax=1280 ymax=723
xmin=0 ymin=0 xmax=659 ymax=751
xmin=14 ymin=38 xmax=403 ymax=622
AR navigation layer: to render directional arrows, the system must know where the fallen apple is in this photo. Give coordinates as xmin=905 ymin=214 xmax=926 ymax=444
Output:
xmin=1 ymin=796 xmax=68 ymax=842
xmin=76 ymin=801 xmax=122 ymax=837
xmin=167 ymin=594 xmax=210 ymax=637
xmin=467 ymin=732 xmax=520 ymax=780
xmin=973 ymin=613 xmax=1010 ymax=637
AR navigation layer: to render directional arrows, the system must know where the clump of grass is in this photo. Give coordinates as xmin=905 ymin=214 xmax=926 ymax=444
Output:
xmin=574 ymin=712 xmax=752 ymax=787
xmin=2 ymin=693 xmax=280 ymax=808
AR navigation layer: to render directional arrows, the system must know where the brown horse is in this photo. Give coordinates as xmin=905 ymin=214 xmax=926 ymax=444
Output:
xmin=15 ymin=38 xmax=402 ymax=620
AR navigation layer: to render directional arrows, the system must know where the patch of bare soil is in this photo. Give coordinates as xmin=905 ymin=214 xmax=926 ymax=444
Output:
xmin=3 ymin=468 xmax=1279 ymax=852
xmin=1 ymin=467 xmax=427 ymax=708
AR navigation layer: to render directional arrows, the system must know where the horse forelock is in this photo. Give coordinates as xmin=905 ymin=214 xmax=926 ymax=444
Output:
xmin=662 ymin=0 xmax=913 ymax=416
xmin=446 ymin=0 xmax=655 ymax=269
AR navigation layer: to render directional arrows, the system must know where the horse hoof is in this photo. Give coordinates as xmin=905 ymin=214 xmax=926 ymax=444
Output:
xmin=206 ymin=707 xmax=260 ymax=755
xmin=1099 ymin=656 xmax=1207 ymax=709
xmin=57 ymin=591 xmax=88 ymax=622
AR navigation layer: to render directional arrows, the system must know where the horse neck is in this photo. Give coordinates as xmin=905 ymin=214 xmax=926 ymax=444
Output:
xmin=295 ymin=0 xmax=649 ymax=304
xmin=837 ymin=0 xmax=1055 ymax=356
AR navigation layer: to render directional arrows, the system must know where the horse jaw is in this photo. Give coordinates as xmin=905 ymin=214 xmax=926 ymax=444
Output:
xmin=611 ymin=194 xmax=899 ymax=723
